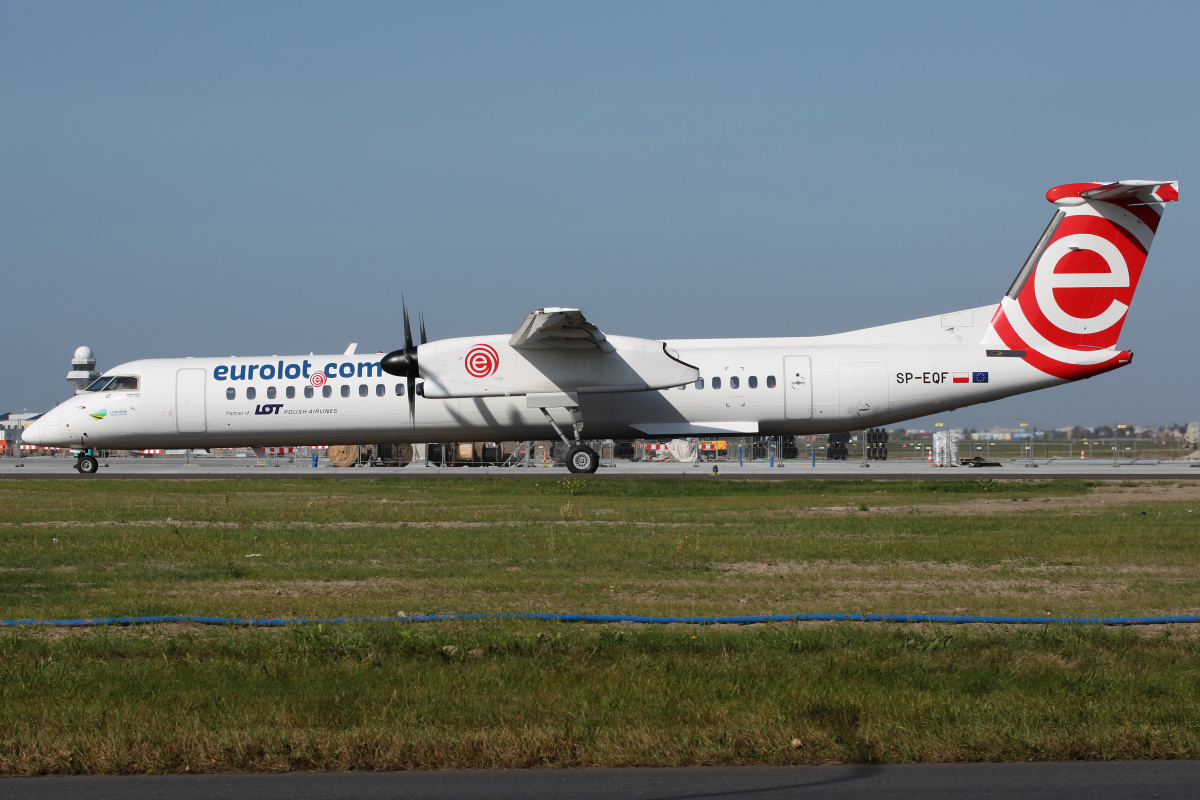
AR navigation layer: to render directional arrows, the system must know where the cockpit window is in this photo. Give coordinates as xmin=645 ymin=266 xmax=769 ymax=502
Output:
xmin=85 ymin=375 xmax=139 ymax=392
xmin=106 ymin=376 xmax=139 ymax=391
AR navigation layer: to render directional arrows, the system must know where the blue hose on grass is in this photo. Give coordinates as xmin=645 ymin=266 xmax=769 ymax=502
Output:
xmin=3 ymin=612 xmax=1200 ymax=628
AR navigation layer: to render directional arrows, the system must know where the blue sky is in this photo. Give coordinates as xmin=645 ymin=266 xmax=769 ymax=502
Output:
xmin=3 ymin=1 xmax=1196 ymax=427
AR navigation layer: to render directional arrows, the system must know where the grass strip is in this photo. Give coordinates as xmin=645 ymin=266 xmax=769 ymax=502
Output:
xmin=1 ymin=622 xmax=1198 ymax=774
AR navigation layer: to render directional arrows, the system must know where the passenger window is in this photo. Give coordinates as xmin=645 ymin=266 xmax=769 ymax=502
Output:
xmin=322 ymin=385 xmax=332 ymax=398
xmin=246 ymin=387 xmax=257 ymax=400
xmin=767 ymin=375 xmax=776 ymax=389
xmin=341 ymin=385 xmax=350 ymax=398
xmin=376 ymin=384 xmax=385 ymax=397
xmin=286 ymin=386 xmax=295 ymax=399
xmin=359 ymin=384 xmax=368 ymax=397
xmin=749 ymin=376 xmax=758 ymax=389
xmin=695 ymin=378 xmax=705 ymax=390
xmin=395 ymin=383 xmax=405 ymax=396
xmin=304 ymin=386 xmax=314 ymax=398
xmin=226 ymin=387 xmax=235 ymax=400
xmin=730 ymin=376 xmax=739 ymax=390
xmin=712 ymin=377 xmax=722 ymax=390
xmin=267 ymin=386 xmax=277 ymax=400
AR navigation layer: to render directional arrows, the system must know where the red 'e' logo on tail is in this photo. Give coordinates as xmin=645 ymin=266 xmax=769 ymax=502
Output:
xmin=988 ymin=181 xmax=1176 ymax=379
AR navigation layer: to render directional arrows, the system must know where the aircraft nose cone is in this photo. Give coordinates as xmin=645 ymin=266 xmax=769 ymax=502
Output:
xmin=21 ymin=406 xmax=62 ymax=447
xmin=21 ymin=419 xmax=43 ymax=446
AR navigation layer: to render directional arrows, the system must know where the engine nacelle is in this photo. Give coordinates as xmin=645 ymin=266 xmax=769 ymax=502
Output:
xmin=419 ymin=335 xmax=698 ymax=399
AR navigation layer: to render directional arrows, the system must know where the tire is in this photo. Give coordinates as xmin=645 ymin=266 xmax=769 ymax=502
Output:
xmin=566 ymin=445 xmax=599 ymax=474
xmin=78 ymin=456 xmax=99 ymax=474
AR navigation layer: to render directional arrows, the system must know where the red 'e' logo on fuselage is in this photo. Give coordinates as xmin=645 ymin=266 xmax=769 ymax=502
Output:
xmin=465 ymin=344 xmax=499 ymax=378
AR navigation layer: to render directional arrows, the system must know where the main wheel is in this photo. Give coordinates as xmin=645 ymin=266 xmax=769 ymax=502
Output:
xmin=78 ymin=456 xmax=99 ymax=474
xmin=566 ymin=445 xmax=599 ymax=474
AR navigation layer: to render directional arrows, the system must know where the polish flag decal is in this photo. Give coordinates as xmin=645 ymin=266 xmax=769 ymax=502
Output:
xmin=953 ymin=372 xmax=969 ymax=384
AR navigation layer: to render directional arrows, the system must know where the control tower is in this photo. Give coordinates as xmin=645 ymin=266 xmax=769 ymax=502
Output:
xmin=66 ymin=346 xmax=100 ymax=394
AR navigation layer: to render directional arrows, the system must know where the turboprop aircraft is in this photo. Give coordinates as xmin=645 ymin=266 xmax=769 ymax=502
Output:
xmin=22 ymin=179 xmax=1179 ymax=474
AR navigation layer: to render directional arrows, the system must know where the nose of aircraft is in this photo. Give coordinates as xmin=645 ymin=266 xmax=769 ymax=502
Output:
xmin=21 ymin=418 xmax=44 ymax=446
xmin=21 ymin=405 xmax=62 ymax=447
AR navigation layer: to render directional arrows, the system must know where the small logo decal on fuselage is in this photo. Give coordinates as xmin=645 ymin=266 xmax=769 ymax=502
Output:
xmin=465 ymin=344 xmax=500 ymax=378
xmin=254 ymin=404 xmax=284 ymax=415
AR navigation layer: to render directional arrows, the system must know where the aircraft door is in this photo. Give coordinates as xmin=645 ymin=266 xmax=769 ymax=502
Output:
xmin=783 ymin=356 xmax=812 ymax=420
xmin=838 ymin=362 xmax=889 ymax=421
xmin=175 ymin=369 xmax=207 ymax=433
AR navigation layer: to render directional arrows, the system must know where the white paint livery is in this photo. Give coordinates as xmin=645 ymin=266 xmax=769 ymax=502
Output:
xmin=22 ymin=180 xmax=1179 ymax=473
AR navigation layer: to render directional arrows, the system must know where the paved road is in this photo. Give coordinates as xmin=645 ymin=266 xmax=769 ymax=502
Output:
xmin=4 ymin=456 xmax=1199 ymax=480
xmin=5 ymin=762 xmax=1199 ymax=799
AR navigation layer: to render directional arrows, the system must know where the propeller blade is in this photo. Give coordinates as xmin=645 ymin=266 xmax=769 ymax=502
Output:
xmin=402 ymin=299 xmax=414 ymax=351
xmin=383 ymin=295 xmax=421 ymax=421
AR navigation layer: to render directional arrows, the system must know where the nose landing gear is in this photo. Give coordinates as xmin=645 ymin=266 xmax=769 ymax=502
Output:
xmin=75 ymin=450 xmax=99 ymax=474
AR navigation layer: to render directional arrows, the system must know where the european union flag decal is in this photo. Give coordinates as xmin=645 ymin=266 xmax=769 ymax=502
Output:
xmin=972 ymin=372 xmax=989 ymax=384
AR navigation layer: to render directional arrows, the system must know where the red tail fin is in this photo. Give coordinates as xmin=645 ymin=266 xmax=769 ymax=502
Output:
xmin=982 ymin=180 xmax=1179 ymax=379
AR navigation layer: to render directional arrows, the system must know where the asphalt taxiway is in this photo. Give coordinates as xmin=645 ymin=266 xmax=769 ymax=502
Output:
xmin=5 ymin=762 xmax=1200 ymax=799
xmin=3 ymin=454 xmax=1198 ymax=480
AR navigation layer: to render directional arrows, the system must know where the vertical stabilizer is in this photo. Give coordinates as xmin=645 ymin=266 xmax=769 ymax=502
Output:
xmin=981 ymin=180 xmax=1178 ymax=379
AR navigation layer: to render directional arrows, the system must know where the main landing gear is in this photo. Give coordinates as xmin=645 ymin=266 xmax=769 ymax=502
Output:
xmin=75 ymin=450 xmax=99 ymax=474
xmin=567 ymin=444 xmax=600 ymax=474
xmin=536 ymin=401 xmax=600 ymax=474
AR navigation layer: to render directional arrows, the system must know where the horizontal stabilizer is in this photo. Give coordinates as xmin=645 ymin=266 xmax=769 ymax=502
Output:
xmin=1047 ymin=180 xmax=1179 ymax=206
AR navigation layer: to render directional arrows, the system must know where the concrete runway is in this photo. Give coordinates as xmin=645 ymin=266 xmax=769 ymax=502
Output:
xmin=3 ymin=454 xmax=1199 ymax=480
xmin=5 ymin=762 xmax=1199 ymax=799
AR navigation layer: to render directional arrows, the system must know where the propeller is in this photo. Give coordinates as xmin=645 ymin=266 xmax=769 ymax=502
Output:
xmin=381 ymin=298 xmax=424 ymax=420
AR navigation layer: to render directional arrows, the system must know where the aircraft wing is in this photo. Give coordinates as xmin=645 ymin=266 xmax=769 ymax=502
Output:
xmin=509 ymin=307 xmax=615 ymax=352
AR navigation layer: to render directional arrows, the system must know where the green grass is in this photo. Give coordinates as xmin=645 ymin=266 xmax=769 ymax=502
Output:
xmin=0 ymin=478 xmax=1192 ymax=620
xmin=2 ymin=477 xmax=1199 ymax=773
xmin=2 ymin=623 xmax=1199 ymax=774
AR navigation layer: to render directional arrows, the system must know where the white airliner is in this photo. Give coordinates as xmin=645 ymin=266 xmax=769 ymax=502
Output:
xmin=23 ymin=179 xmax=1179 ymax=474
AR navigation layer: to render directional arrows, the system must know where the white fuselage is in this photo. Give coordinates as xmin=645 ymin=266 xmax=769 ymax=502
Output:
xmin=23 ymin=304 xmax=1073 ymax=451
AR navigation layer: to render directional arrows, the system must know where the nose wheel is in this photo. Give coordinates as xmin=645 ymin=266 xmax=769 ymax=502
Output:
xmin=76 ymin=455 xmax=99 ymax=474
xmin=566 ymin=445 xmax=600 ymax=474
